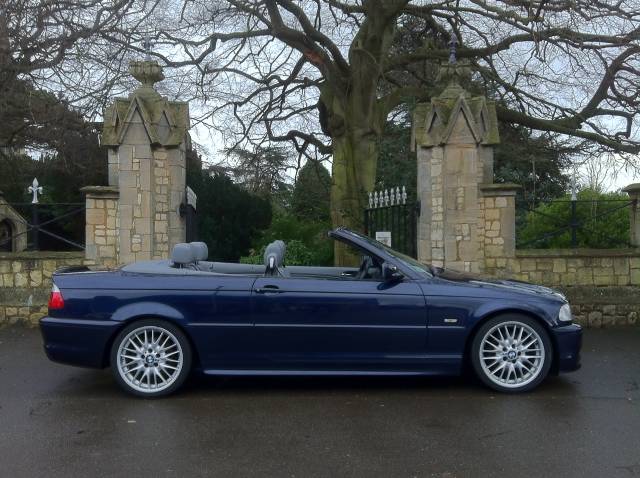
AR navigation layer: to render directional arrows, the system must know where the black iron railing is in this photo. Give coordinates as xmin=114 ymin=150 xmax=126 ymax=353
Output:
xmin=1 ymin=202 xmax=86 ymax=251
xmin=364 ymin=187 xmax=418 ymax=258
xmin=516 ymin=198 xmax=632 ymax=249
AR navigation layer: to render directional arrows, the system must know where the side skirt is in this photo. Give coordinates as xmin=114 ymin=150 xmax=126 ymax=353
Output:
xmin=201 ymin=367 xmax=461 ymax=377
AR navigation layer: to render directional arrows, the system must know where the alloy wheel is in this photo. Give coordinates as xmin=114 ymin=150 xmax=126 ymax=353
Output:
xmin=116 ymin=326 xmax=184 ymax=393
xmin=478 ymin=321 xmax=546 ymax=389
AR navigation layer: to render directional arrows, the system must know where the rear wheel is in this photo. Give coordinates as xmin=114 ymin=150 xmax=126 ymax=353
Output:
xmin=471 ymin=315 xmax=552 ymax=393
xmin=110 ymin=319 xmax=192 ymax=397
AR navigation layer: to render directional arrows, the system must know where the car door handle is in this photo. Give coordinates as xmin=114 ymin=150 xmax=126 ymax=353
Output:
xmin=255 ymin=285 xmax=284 ymax=294
xmin=341 ymin=271 xmax=357 ymax=277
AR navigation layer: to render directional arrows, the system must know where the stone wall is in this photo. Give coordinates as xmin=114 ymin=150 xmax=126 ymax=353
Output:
xmin=0 ymin=251 xmax=88 ymax=326
xmin=561 ymin=286 xmax=639 ymax=328
xmin=510 ymin=249 xmax=640 ymax=287
xmin=485 ymin=249 xmax=640 ymax=327
xmin=83 ymin=186 xmax=119 ymax=268
xmin=516 ymin=250 xmax=640 ymax=327
xmin=479 ymin=184 xmax=518 ymax=275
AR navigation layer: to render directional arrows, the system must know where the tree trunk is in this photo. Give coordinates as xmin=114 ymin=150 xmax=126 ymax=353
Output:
xmin=330 ymin=129 xmax=378 ymax=266
xmin=322 ymin=2 xmax=398 ymax=266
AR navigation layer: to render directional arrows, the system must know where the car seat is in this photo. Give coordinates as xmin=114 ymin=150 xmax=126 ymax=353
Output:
xmin=263 ymin=240 xmax=290 ymax=277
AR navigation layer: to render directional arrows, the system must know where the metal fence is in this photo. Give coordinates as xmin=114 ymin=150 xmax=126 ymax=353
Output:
xmin=516 ymin=197 xmax=633 ymax=249
xmin=0 ymin=178 xmax=86 ymax=252
xmin=1 ymin=201 xmax=86 ymax=252
xmin=364 ymin=186 xmax=418 ymax=257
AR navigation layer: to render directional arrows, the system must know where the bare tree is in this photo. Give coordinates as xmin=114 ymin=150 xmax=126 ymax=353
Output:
xmin=102 ymin=0 xmax=638 ymax=262
xmin=0 ymin=0 xmax=140 ymax=149
xmin=578 ymin=152 xmax=618 ymax=193
xmin=5 ymin=0 xmax=640 ymax=264
xmin=223 ymin=145 xmax=293 ymax=200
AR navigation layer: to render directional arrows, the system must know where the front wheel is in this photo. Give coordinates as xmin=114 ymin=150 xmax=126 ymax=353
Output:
xmin=110 ymin=319 xmax=192 ymax=397
xmin=471 ymin=315 xmax=553 ymax=393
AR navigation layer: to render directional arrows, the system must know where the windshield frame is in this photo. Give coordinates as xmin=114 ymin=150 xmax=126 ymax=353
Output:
xmin=333 ymin=229 xmax=433 ymax=279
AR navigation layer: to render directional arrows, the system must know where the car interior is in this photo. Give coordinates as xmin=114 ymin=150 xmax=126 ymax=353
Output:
xmin=121 ymin=240 xmax=384 ymax=281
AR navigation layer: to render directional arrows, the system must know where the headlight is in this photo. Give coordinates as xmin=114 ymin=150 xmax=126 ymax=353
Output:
xmin=558 ymin=303 xmax=572 ymax=322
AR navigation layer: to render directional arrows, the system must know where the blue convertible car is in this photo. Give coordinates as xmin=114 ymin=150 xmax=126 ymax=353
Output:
xmin=40 ymin=228 xmax=581 ymax=397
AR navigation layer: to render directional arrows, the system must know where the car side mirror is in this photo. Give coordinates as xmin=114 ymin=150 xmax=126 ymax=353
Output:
xmin=382 ymin=262 xmax=403 ymax=282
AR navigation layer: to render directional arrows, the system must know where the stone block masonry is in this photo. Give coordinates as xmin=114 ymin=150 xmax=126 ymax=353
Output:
xmin=502 ymin=249 xmax=640 ymax=327
xmin=82 ymin=186 xmax=119 ymax=268
xmin=0 ymin=252 xmax=89 ymax=326
xmin=412 ymin=59 xmax=640 ymax=327
xmin=85 ymin=60 xmax=190 ymax=267
xmin=414 ymin=59 xmax=501 ymax=273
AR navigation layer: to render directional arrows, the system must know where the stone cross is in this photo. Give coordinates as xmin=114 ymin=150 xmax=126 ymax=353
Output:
xmin=448 ymin=33 xmax=459 ymax=64
xmin=28 ymin=178 xmax=43 ymax=204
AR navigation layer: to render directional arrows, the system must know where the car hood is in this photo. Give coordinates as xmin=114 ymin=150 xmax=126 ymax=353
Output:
xmin=430 ymin=267 xmax=566 ymax=301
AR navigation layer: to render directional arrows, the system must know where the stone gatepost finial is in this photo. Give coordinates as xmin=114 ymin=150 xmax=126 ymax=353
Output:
xmin=129 ymin=60 xmax=165 ymax=91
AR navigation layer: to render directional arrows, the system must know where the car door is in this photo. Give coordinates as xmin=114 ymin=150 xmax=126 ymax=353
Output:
xmin=250 ymin=274 xmax=428 ymax=372
xmin=178 ymin=273 xmax=258 ymax=368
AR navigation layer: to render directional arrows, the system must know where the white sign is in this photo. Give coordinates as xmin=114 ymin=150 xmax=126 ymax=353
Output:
xmin=376 ymin=231 xmax=391 ymax=247
xmin=186 ymin=186 xmax=197 ymax=211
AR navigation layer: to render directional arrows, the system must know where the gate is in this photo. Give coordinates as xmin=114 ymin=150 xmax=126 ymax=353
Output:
xmin=363 ymin=186 xmax=418 ymax=258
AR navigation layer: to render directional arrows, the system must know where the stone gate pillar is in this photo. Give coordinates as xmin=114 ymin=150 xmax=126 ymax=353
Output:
xmin=84 ymin=60 xmax=190 ymax=266
xmin=623 ymin=183 xmax=640 ymax=247
xmin=413 ymin=61 xmax=517 ymax=273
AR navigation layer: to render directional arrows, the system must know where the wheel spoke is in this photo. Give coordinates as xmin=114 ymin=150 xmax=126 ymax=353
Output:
xmin=482 ymin=356 xmax=500 ymax=363
xmin=486 ymin=335 xmax=500 ymax=346
xmin=156 ymin=367 xmax=169 ymax=381
xmin=130 ymin=337 xmax=143 ymax=350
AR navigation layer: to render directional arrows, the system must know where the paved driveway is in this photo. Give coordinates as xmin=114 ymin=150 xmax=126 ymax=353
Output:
xmin=0 ymin=326 xmax=638 ymax=478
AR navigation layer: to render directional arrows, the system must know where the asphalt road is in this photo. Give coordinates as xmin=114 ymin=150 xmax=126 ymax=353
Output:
xmin=0 ymin=326 xmax=638 ymax=478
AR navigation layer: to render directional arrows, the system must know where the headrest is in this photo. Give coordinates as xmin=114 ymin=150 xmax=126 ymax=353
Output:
xmin=264 ymin=240 xmax=286 ymax=269
xmin=189 ymin=242 xmax=208 ymax=261
xmin=171 ymin=243 xmax=195 ymax=266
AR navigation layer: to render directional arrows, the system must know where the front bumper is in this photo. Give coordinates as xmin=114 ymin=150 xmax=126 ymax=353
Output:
xmin=40 ymin=317 xmax=121 ymax=368
xmin=552 ymin=323 xmax=582 ymax=373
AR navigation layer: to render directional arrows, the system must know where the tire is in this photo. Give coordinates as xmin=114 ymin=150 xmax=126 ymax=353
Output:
xmin=471 ymin=314 xmax=553 ymax=393
xmin=110 ymin=319 xmax=192 ymax=398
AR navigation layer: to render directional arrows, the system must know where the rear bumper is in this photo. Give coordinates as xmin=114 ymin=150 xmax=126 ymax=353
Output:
xmin=552 ymin=323 xmax=582 ymax=373
xmin=40 ymin=317 xmax=120 ymax=368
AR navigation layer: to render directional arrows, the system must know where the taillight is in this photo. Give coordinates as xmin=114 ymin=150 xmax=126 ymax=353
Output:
xmin=48 ymin=283 xmax=65 ymax=310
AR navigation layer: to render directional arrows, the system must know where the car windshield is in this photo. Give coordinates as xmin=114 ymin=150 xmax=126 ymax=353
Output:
xmin=342 ymin=230 xmax=433 ymax=277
